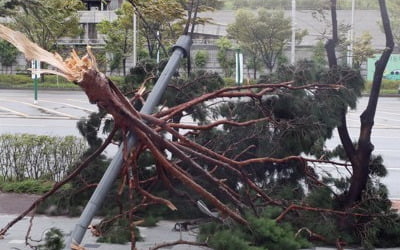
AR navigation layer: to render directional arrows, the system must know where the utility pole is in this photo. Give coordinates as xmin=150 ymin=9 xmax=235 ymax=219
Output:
xmin=347 ymin=0 xmax=355 ymax=67
xmin=156 ymin=31 xmax=160 ymax=63
xmin=291 ymin=0 xmax=296 ymax=65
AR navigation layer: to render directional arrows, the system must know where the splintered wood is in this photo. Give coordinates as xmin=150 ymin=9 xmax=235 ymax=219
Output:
xmin=0 ymin=23 xmax=97 ymax=81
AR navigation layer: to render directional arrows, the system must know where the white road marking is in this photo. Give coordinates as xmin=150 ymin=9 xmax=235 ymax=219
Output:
xmin=66 ymin=98 xmax=90 ymax=104
xmin=0 ymin=99 xmax=79 ymax=119
xmin=21 ymin=101 xmax=79 ymax=119
xmin=0 ymin=105 xmax=28 ymax=117
xmin=0 ymin=115 xmax=80 ymax=120
xmin=8 ymin=240 xmax=25 ymax=244
xmin=39 ymin=100 xmax=95 ymax=113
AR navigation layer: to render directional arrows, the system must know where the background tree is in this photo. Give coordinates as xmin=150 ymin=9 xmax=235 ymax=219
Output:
xmin=226 ymin=9 xmax=261 ymax=79
xmin=386 ymin=1 xmax=400 ymax=49
xmin=227 ymin=0 xmax=378 ymax=10
xmin=325 ymin=0 xmax=394 ymax=209
xmin=227 ymin=8 xmax=307 ymax=73
xmin=312 ymin=40 xmax=327 ymax=67
xmin=216 ymin=37 xmax=235 ymax=77
xmin=128 ymin=0 xmax=222 ymax=60
xmin=0 ymin=0 xmax=40 ymax=16
xmin=128 ymin=0 xmax=186 ymax=59
xmin=10 ymin=0 xmax=83 ymax=52
xmin=97 ymin=2 xmax=134 ymax=76
xmin=8 ymin=0 xmax=83 ymax=81
xmin=0 ymin=40 xmax=18 ymax=73
xmin=352 ymin=31 xmax=375 ymax=69
xmin=194 ymin=50 xmax=209 ymax=69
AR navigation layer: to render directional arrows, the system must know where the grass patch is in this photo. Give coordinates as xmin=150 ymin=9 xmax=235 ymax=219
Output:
xmin=0 ymin=179 xmax=53 ymax=194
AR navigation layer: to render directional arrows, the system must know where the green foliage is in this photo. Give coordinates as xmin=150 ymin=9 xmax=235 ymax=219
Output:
xmin=0 ymin=179 xmax=53 ymax=194
xmin=216 ymin=37 xmax=235 ymax=77
xmin=97 ymin=2 xmax=134 ymax=75
xmin=227 ymin=8 xmax=306 ymax=72
xmin=199 ymin=212 xmax=310 ymax=250
xmin=0 ymin=0 xmax=41 ymax=17
xmin=369 ymin=155 xmax=387 ymax=177
xmin=132 ymin=0 xmax=185 ymax=59
xmin=194 ymin=50 xmax=209 ymax=69
xmin=222 ymin=77 xmax=236 ymax=86
xmin=305 ymin=187 xmax=334 ymax=209
xmin=352 ymin=32 xmax=375 ymax=69
xmin=312 ymin=40 xmax=327 ymax=67
xmin=37 ymin=110 xmax=114 ymax=216
xmin=0 ymin=74 xmax=84 ymax=89
xmin=0 ymin=40 xmax=18 ymax=67
xmin=226 ymin=0 xmax=377 ymax=10
xmin=97 ymin=218 xmax=142 ymax=244
xmin=0 ymin=73 xmax=31 ymax=86
xmin=164 ymin=70 xmax=225 ymax=107
xmin=193 ymin=62 xmax=400 ymax=249
xmin=38 ymin=227 xmax=65 ymax=250
xmin=365 ymin=79 xmax=400 ymax=93
xmin=249 ymin=216 xmax=309 ymax=250
xmin=10 ymin=0 xmax=84 ymax=51
xmin=209 ymin=230 xmax=263 ymax=250
xmin=0 ymin=134 xmax=86 ymax=181
xmin=141 ymin=215 xmax=159 ymax=227
xmin=123 ymin=58 xmax=158 ymax=93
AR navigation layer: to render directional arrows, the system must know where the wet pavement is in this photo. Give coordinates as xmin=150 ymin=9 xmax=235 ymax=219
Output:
xmin=0 ymin=213 xmax=208 ymax=250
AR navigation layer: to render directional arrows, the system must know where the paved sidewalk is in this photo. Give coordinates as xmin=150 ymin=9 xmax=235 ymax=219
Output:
xmin=0 ymin=214 xmax=208 ymax=250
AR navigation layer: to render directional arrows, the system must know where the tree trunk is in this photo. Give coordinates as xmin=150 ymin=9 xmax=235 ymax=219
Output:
xmin=326 ymin=0 xmax=394 ymax=208
xmin=253 ymin=56 xmax=257 ymax=79
xmin=171 ymin=112 xmax=183 ymax=142
xmin=123 ymin=58 xmax=126 ymax=76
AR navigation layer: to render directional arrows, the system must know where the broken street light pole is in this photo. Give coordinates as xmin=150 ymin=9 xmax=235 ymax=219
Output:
xmin=67 ymin=35 xmax=192 ymax=249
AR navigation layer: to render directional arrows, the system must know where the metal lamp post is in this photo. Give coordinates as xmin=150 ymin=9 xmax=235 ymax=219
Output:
xmin=66 ymin=35 xmax=192 ymax=249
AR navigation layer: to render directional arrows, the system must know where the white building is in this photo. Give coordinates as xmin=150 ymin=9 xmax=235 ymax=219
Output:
xmin=0 ymin=1 xmax=389 ymax=76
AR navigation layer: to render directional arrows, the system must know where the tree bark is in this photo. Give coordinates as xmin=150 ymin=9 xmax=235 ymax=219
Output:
xmin=326 ymin=0 xmax=394 ymax=208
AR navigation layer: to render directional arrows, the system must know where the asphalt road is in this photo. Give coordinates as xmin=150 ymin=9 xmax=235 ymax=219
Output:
xmin=0 ymin=89 xmax=399 ymax=197
xmin=325 ymin=96 xmax=400 ymax=198
xmin=0 ymin=89 xmax=94 ymax=137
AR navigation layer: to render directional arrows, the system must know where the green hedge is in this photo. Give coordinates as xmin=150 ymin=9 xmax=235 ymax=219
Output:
xmin=0 ymin=179 xmax=53 ymax=194
xmin=0 ymin=134 xmax=87 ymax=182
xmin=0 ymin=74 xmax=124 ymax=89
xmin=0 ymin=74 xmax=32 ymax=87
xmin=365 ymin=80 xmax=400 ymax=94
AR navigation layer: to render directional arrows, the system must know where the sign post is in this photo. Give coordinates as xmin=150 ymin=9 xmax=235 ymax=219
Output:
xmin=235 ymin=49 xmax=243 ymax=86
xmin=31 ymin=60 xmax=40 ymax=104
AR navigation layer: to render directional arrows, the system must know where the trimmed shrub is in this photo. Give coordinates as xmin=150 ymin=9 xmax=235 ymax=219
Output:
xmin=0 ymin=134 xmax=87 ymax=181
